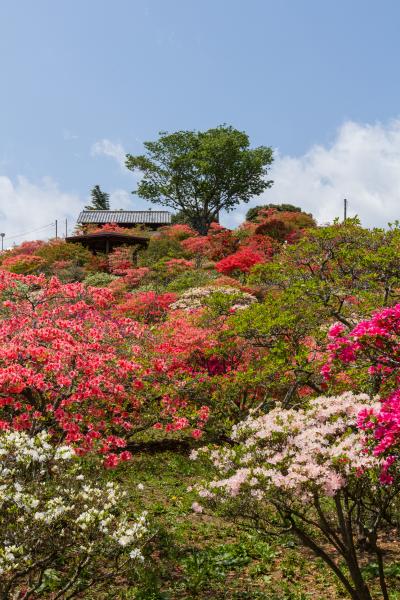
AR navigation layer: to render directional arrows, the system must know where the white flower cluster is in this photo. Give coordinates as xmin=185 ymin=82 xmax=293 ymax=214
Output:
xmin=0 ymin=430 xmax=148 ymax=595
xmin=170 ymin=286 xmax=257 ymax=311
xmin=193 ymin=392 xmax=382 ymax=506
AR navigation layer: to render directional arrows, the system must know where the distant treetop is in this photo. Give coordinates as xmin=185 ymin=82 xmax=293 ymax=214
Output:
xmin=85 ymin=185 xmax=110 ymax=211
xmin=245 ymin=203 xmax=306 ymax=222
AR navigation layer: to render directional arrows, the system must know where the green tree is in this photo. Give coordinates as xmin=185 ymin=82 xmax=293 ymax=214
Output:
xmin=231 ymin=219 xmax=400 ymax=407
xmin=85 ymin=185 xmax=110 ymax=210
xmin=126 ymin=125 xmax=274 ymax=235
xmin=170 ymin=210 xmax=193 ymax=226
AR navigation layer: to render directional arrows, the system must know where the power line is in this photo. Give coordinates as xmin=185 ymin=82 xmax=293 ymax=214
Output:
xmin=4 ymin=223 xmax=55 ymax=242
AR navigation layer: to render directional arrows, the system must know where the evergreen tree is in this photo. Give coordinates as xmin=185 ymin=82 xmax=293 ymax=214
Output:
xmin=85 ymin=185 xmax=110 ymax=210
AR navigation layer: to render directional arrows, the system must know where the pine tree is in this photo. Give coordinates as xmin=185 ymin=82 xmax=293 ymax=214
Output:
xmin=85 ymin=185 xmax=110 ymax=210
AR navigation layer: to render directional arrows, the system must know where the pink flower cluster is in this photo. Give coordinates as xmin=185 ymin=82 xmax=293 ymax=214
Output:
xmin=325 ymin=307 xmax=400 ymax=463
xmin=193 ymin=392 xmax=381 ymax=505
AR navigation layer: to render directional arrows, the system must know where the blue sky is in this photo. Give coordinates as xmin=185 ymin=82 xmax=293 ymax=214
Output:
xmin=1 ymin=0 xmax=400 ymax=242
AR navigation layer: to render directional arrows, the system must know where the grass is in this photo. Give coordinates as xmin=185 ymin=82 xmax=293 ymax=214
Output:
xmin=72 ymin=437 xmax=400 ymax=599
xmin=92 ymin=442 xmax=346 ymax=599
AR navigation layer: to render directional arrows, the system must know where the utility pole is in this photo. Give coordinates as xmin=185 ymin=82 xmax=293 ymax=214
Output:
xmin=65 ymin=218 xmax=68 ymax=238
xmin=344 ymin=198 xmax=348 ymax=222
xmin=0 ymin=233 xmax=4 ymax=252
xmin=55 ymin=220 xmax=58 ymax=239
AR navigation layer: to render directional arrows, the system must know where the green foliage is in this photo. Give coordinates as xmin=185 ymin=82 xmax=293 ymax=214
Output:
xmin=85 ymin=184 xmax=110 ymax=210
xmin=228 ymin=218 xmax=400 ymax=406
xmin=170 ymin=210 xmax=193 ymax=226
xmin=36 ymin=240 xmax=93 ymax=268
xmin=165 ymin=269 xmax=215 ymax=292
xmin=83 ymin=272 xmax=118 ymax=287
xmin=126 ymin=125 xmax=274 ymax=234
xmin=250 ymin=218 xmax=400 ymax=316
xmin=139 ymin=236 xmax=185 ymax=266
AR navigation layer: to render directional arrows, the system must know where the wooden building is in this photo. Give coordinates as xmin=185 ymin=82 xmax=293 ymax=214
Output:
xmin=66 ymin=209 xmax=172 ymax=254
xmin=76 ymin=210 xmax=172 ymax=231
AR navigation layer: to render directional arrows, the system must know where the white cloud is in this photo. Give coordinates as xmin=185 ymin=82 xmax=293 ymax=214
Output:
xmin=0 ymin=176 xmax=82 ymax=246
xmin=91 ymin=139 xmax=126 ymax=168
xmin=223 ymin=119 xmax=400 ymax=229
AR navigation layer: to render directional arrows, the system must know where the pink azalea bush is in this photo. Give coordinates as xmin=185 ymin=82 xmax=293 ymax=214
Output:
xmin=192 ymin=392 xmax=396 ymax=600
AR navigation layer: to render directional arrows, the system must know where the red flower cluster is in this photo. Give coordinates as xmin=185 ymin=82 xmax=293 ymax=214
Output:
xmin=215 ymin=248 xmax=264 ymax=274
xmin=0 ymin=272 xmax=151 ymax=463
xmin=116 ymin=291 xmax=177 ymax=322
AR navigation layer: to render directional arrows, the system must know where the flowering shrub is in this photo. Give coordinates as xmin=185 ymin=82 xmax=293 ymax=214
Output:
xmin=90 ymin=222 xmax=144 ymax=235
xmin=10 ymin=240 xmax=46 ymax=255
xmin=192 ymin=392 xmax=396 ymax=600
xmin=165 ymin=258 xmax=195 ymax=272
xmin=181 ymin=224 xmax=238 ymax=262
xmin=37 ymin=239 xmax=93 ymax=263
xmin=215 ymin=248 xmax=264 ymax=275
xmin=0 ymin=272 xmax=149 ymax=461
xmin=252 ymin=208 xmax=316 ymax=241
xmin=157 ymin=224 xmax=196 ymax=240
xmin=0 ymin=254 xmax=46 ymax=274
xmin=325 ymin=305 xmax=400 ymax=467
xmin=239 ymin=233 xmax=276 ymax=258
xmin=0 ymin=430 xmax=148 ymax=599
xmin=108 ymin=246 xmax=134 ymax=275
xmin=181 ymin=235 xmax=210 ymax=258
xmin=117 ymin=290 xmax=177 ymax=323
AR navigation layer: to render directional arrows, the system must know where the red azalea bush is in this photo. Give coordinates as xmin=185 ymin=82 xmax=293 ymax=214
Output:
xmin=123 ymin=267 xmax=151 ymax=287
xmin=181 ymin=235 xmax=210 ymax=258
xmin=157 ymin=224 xmax=196 ymax=240
xmin=108 ymin=247 xmax=135 ymax=275
xmin=0 ymin=272 xmax=148 ymax=464
xmin=116 ymin=291 xmax=177 ymax=323
xmin=215 ymin=248 xmax=264 ymax=275
xmin=240 ymin=233 xmax=276 ymax=258
xmin=0 ymin=254 xmax=46 ymax=274
xmin=4 ymin=240 xmax=45 ymax=256
xmin=91 ymin=223 xmax=133 ymax=235
xmin=181 ymin=223 xmax=238 ymax=262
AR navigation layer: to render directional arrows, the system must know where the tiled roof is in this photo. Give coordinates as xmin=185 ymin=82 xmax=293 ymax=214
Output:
xmin=77 ymin=210 xmax=172 ymax=225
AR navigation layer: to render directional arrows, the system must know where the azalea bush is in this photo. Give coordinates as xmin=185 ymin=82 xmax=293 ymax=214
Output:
xmin=117 ymin=290 xmax=177 ymax=323
xmin=0 ymin=272 xmax=206 ymax=462
xmin=0 ymin=272 xmax=147 ymax=463
xmin=0 ymin=430 xmax=148 ymax=599
xmin=215 ymin=248 xmax=264 ymax=276
xmin=0 ymin=254 xmax=46 ymax=275
xmin=192 ymin=392 xmax=398 ymax=600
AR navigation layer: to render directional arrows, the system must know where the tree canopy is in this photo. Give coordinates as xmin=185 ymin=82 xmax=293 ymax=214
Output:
xmin=126 ymin=125 xmax=274 ymax=234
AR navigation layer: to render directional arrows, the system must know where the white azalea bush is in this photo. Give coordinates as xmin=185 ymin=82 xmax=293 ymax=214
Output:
xmin=191 ymin=393 xmax=400 ymax=600
xmin=170 ymin=286 xmax=257 ymax=312
xmin=0 ymin=430 xmax=148 ymax=599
